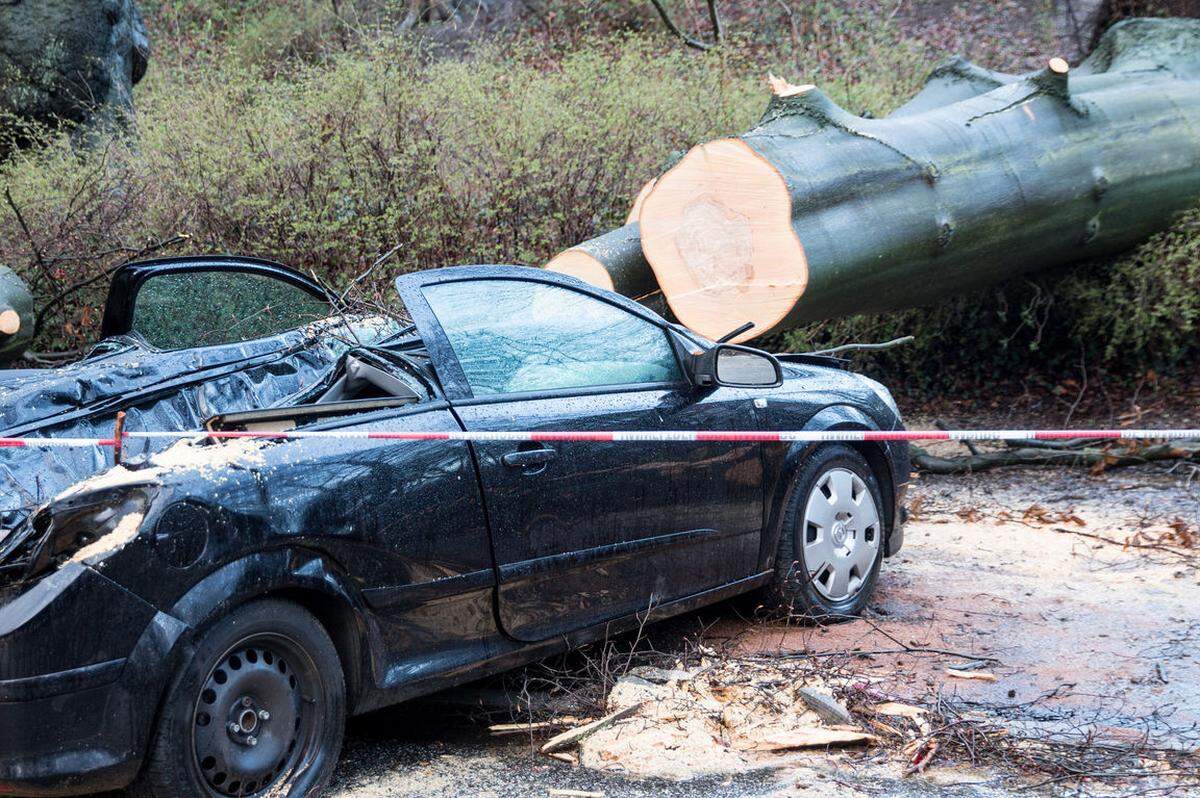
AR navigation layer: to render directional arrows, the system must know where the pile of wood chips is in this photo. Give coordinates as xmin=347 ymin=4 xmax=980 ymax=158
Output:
xmin=526 ymin=659 xmax=890 ymax=780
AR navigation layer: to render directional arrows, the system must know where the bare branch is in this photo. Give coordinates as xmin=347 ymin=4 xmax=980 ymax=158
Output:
xmin=808 ymin=335 xmax=914 ymax=355
xmin=706 ymin=0 xmax=722 ymax=43
xmin=3 ymin=188 xmax=48 ymax=283
xmin=31 ymin=234 xmax=191 ymax=339
xmin=647 ymin=0 xmax=714 ymax=51
xmin=910 ymin=440 xmax=1200 ymax=475
xmin=337 ymin=244 xmax=403 ymax=306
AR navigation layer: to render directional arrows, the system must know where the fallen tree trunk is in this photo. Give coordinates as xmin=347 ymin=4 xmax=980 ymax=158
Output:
xmin=550 ymin=18 xmax=1200 ymax=343
xmin=544 ymin=222 xmax=657 ymax=298
xmin=888 ymin=57 xmax=1017 ymax=117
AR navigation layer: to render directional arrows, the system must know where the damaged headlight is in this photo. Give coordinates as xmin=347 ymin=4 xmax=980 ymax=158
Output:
xmin=0 ymin=487 xmax=156 ymax=587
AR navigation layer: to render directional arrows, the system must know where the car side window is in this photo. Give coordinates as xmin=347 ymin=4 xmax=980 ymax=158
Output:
xmin=131 ymin=270 xmax=332 ymax=350
xmin=422 ymin=279 xmax=682 ymax=396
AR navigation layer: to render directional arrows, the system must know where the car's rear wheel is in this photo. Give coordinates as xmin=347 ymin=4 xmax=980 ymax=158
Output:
xmin=132 ymin=599 xmax=345 ymax=798
xmin=762 ymin=445 xmax=885 ymax=621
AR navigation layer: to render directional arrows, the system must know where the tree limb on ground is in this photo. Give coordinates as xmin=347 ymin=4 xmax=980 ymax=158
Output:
xmin=910 ymin=441 xmax=1200 ymax=475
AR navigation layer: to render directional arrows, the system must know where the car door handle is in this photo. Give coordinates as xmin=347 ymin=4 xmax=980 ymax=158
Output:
xmin=501 ymin=447 xmax=557 ymax=468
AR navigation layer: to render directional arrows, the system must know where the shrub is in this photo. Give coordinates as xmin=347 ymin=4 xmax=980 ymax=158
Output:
xmin=0 ymin=35 xmax=760 ymax=350
xmin=1061 ymin=205 xmax=1200 ymax=367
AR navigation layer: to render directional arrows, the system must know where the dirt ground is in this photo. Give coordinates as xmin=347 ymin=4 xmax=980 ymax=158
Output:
xmin=326 ymin=460 xmax=1200 ymax=798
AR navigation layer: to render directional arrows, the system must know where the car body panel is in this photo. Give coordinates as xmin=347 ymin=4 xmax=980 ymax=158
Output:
xmin=395 ymin=266 xmax=776 ymax=641
xmin=454 ymin=387 xmax=766 ymax=641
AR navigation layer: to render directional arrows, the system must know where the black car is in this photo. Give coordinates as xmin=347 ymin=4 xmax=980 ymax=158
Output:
xmin=0 ymin=261 xmax=907 ymax=798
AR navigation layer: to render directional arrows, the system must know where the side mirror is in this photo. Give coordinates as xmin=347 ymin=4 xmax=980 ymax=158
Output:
xmin=692 ymin=344 xmax=783 ymax=388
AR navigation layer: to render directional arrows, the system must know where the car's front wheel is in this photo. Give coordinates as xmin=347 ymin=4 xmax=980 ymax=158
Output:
xmin=763 ymin=445 xmax=886 ymax=620
xmin=132 ymin=598 xmax=345 ymax=798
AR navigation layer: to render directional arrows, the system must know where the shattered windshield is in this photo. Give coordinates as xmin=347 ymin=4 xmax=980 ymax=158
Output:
xmin=422 ymin=279 xmax=682 ymax=396
xmin=132 ymin=270 xmax=332 ymax=350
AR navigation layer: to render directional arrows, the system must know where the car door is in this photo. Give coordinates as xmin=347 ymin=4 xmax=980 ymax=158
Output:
xmin=398 ymin=267 xmax=768 ymax=642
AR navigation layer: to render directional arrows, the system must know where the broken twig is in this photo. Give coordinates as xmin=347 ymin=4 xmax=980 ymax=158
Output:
xmin=540 ymin=703 xmax=642 ymax=754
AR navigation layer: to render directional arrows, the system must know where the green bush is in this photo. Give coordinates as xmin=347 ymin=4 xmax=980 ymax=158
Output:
xmin=1061 ymin=205 xmax=1200 ymax=367
xmin=0 ymin=36 xmax=762 ymax=349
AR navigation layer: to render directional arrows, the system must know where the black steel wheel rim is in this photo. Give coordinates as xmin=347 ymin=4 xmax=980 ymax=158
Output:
xmin=191 ymin=633 xmax=324 ymax=797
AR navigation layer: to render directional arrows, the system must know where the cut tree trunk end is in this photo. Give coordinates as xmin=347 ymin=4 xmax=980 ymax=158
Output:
xmin=0 ymin=311 xmax=20 ymax=336
xmin=637 ymin=76 xmax=814 ymax=342
xmin=0 ymin=266 xmax=34 ymax=362
xmin=627 ymin=177 xmax=658 ymax=224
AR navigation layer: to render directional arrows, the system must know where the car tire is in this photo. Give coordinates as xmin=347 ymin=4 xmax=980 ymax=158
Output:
xmin=761 ymin=445 xmax=886 ymax=621
xmin=131 ymin=599 xmax=345 ymax=798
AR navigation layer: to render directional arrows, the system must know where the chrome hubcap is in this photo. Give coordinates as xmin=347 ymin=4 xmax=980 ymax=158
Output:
xmin=801 ymin=468 xmax=880 ymax=602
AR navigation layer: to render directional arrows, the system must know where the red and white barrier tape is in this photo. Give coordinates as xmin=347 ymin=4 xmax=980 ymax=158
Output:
xmin=1 ymin=429 xmax=1198 ymax=449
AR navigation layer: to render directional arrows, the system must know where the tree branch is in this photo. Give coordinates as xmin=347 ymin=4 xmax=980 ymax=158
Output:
xmin=808 ymin=335 xmax=914 ymax=355
xmin=706 ymin=0 xmax=722 ymax=43
xmin=3 ymin=188 xmax=48 ymax=284
xmin=910 ymin=441 xmax=1200 ymax=475
xmin=31 ymin=234 xmax=190 ymax=339
xmin=647 ymin=0 xmax=716 ymax=51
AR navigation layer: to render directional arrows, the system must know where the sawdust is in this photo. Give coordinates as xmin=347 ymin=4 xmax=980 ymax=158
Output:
xmin=150 ymin=437 xmax=268 ymax=474
xmin=52 ymin=463 xmax=160 ymax=501
xmin=577 ymin=662 xmax=875 ymax=780
xmin=51 ymin=438 xmax=269 ymax=504
xmin=70 ymin=511 xmax=144 ymax=563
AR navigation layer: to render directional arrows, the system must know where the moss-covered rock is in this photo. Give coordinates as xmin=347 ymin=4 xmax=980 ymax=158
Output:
xmin=0 ymin=0 xmax=150 ymax=146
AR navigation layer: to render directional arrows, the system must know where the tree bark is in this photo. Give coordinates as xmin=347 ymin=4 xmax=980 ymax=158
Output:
xmin=544 ymin=222 xmax=658 ymax=298
xmin=551 ymin=18 xmax=1200 ymax=343
xmin=888 ymin=56 xmax=1017 ymax=117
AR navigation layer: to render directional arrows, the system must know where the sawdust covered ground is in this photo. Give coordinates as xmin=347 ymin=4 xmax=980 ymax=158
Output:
xmin=326 ymin=462 xmax=1200 ymax=798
